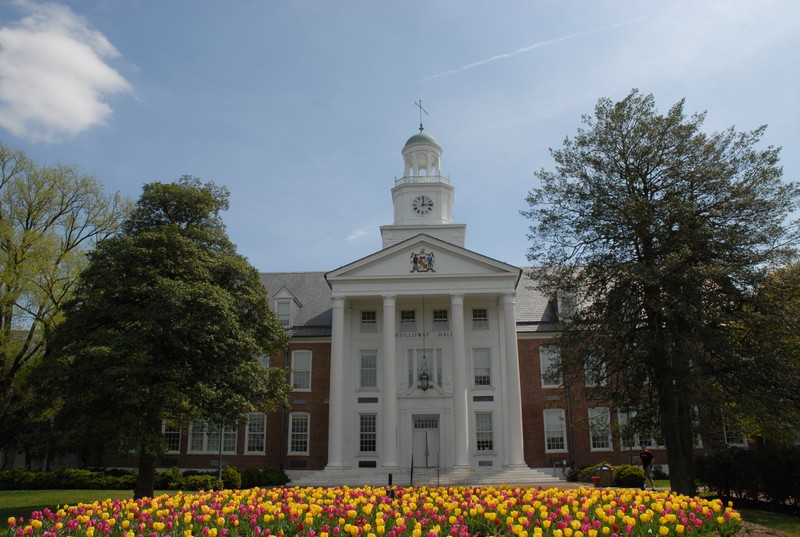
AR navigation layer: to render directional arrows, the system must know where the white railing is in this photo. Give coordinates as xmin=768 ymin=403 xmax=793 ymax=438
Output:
xmin=395 ymin=174 xmax=451 ymax=186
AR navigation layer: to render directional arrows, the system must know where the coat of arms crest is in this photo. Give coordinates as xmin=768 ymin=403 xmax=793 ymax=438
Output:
xmin=410 ymin=249 xmax=436 ymax=273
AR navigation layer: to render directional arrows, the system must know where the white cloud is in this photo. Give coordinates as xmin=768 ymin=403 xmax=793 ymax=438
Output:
xmin=0 ymin=0 xmax=132 ymax=142
xmin=347 ymin=226 xmax=374 ymax=243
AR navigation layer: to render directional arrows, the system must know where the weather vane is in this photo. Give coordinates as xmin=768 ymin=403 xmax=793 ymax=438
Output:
xmin=414 ymin=100 xmax=428 ymax=132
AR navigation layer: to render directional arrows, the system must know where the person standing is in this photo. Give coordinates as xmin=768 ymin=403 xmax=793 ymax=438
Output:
xmin=639 ymin=442 xmax=656 ymax=490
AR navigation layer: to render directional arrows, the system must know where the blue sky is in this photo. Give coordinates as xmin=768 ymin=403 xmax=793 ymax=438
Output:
xmin=1 ymin=0 xmax=798 ymax=272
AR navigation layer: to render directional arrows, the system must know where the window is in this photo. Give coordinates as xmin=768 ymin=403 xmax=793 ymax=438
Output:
xmin=432 ymin=309 xmax=449 ymax=331
xmin=616 ymin=409 xmax=639 ymax=449
xmin=163 ymin=423 xmax=181 ymax=453
xmin=246 ymin=413 xmax=266 ymax=453
xmin=289 ymin=413 xmax=310 ymax=455
xmin=724 ymin=420 xmax=747 ymax=447
xmin=276 ymin=300 xmax=291 ymax=327
xmin=188 ymin=421 xmax=236 ymax=453
xmin=360 ymin=311 xmax=377 ymax=332
xmin=360 ymin=351 xmax=377 ymax=389
xmin=588 ymin=408 xmax=612 ymax=451
xmin=407 ymin=348 xmax=443 ymax=389
xmin=291 ymin=350 xmax=312 ymax=391
xmin=472 ymin=308 xmax=488 ymax=329
xmin=256 ymin=355 xmax=270 ymax=369
xmin=585 ymin=357 xmax=606 ymax=387
xmin=400 ymin=310 xmax=416 ymax=331
xmin=540 ymin=346 xmax=562 ymax=387
xmin=359 ymin=414 xmax=377 ymax=453
xmin=617 ymin=410 xmax=665 ymax=449
xmin=475 ymin=412 xmax=494 ymax=451
xmin=544 ymin=409 xmax=567 ymax=452
xmin=472 ymin=348 xmax=492 ymax=387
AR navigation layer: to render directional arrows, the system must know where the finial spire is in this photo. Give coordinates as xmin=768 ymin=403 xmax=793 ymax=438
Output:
xmin=414 ymin=99 xmax=428 ymax=132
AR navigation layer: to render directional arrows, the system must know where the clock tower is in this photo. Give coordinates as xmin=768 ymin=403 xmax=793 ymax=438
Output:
xmin=380 ymin=126 xmax=467 ymax=248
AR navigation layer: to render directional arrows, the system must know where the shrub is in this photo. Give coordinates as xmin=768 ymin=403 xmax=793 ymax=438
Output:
xmin=696 ymin=446 xmax=800 ymax=506
xmin=241 ymin=468 xmax=290 ymax=487
xmin=221 ymin=466 xmax=242 ymax=489
xmin=184 ymin=474 xmax=221 ymax=491
xmin=155 ymin=468 xmax=184 ymax=490
xmin=567 ymin=462 xmax=614 ymax=483
xmin=613 ymin=464 xmax=645 ymax=488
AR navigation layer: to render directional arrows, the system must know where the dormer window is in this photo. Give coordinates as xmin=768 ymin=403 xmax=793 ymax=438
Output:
xmin=276 ymin=300 xmax=291 ymax=327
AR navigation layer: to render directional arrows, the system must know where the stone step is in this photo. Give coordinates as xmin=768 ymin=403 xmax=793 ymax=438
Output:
xmin=288 ymin=466 xmax=564 ymax=488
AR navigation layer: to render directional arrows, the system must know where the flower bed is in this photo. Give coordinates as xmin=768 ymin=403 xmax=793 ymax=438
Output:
xmin=5 ymin=486 xmax=741 ymax=537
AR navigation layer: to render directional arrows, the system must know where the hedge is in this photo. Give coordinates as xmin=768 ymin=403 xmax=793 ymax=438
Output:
xmin=0 ymin=466 xmax=289 ymax=490
xmin=695 ymin=446 xmax=800 ymax=506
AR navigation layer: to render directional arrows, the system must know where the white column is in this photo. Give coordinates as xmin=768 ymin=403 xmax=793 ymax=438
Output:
xmin=326 ymin=296 xmax=346 ymax=468
xmin=382 ymin=295 xmax=399 ymax=467
xmin=451 ymin=293 xmax=470 ymax=467
xmin=502 ymin=293 xmax=527 ymax=467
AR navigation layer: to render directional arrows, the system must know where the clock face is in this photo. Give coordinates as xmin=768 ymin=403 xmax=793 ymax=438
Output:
xmin=412 ymin=195 xmax=434 ymax=216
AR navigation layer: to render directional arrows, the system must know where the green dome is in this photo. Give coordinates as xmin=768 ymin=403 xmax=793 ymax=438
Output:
xmin=404 ymin=131 xmax=439 ymax=147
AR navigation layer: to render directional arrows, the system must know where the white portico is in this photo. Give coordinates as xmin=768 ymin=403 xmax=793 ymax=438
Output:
xmin=323 ymin=127 xmax=529 ymax=475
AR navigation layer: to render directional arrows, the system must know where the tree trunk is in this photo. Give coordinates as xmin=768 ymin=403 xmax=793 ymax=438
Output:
xmin=134 ymin=450 xmax=157 ymax=499
xmin=659 ymin=367 xmax=696 ymax=495
xmin=134 ymin=414 xmax=162 ymax=499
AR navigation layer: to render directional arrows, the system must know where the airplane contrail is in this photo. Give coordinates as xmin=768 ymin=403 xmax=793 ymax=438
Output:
xmin=418 ymin=15 xmax=648 ymax=84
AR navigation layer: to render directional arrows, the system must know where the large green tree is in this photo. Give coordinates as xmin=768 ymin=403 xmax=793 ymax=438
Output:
xmin=522 ymin=90 xmax=800 ymax=494
xmin=0 ymin=143 xmax=129 ymax=466
xmin=46 ymin=177 xmax=290 ymax=498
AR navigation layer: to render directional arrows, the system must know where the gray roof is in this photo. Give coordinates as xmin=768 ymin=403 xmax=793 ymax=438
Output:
xmin=260 ymin=272 xmax=332 ymax=338
xmin=259 ymin=269 xmax=558 ymax=338
xmin=515 ymin=271 xmax=560 ymax=333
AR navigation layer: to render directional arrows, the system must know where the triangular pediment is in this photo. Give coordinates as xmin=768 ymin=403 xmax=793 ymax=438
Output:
xmin=325 ymin=235 xmax=521 ymax=295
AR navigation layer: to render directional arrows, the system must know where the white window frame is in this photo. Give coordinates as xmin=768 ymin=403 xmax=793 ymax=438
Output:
xmin=472 ymin=308 xmax=489 ymax=330
xmin=276 ymin=300 xmax=291 ymax=327
xmin=245 ymin=413 xmax=266 ymax=454
xmin=722 ymin=414 xmax=748 ymax=447
xmin=188 ymin=421 xmax=237 ymax=454
xmin=540 ymin=345 xmax=562 ymax=387
xmin=544 ymin=409 xmax=568 ymax=453
xmin=475 ymin=412 xmax=494 ymax=452
xmin=617 ymin=409 xmax=665 ymax=449
xmin=359 ymin=413 xmax=377 ymax=453
xmin=588 ymin=407 xmax=612 ymax=451
xmin=288 ymin=412 xmax=310 ymax=455
xmin=472 ymin=348 xmax=492 ymax=387
xmin=360 ymin=310 xmax=377 ymax=333
xmin=291 ymin=350 xmax=312 ymax=391
xmin=162 ymin=422 xmax=181 ymax=453
xmin=359 ymin=350 xmax=378 ymax=389
xmin=432 ymin=309 xmax=449 ymax=331
xmin=616 ymin=409 xmax=640 ymax=449
xmin=585 ymin=358 xmax=607 ymax=387
xmin=400 ymin=310 xmax=416 ymax=332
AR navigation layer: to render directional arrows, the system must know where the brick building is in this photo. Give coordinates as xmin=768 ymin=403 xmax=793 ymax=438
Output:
xmin=151 ymin=126 xmax=698 ymax=484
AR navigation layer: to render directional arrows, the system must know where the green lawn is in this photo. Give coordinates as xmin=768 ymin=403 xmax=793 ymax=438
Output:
xmin=737 ymin=508 xmax=800 ymax=537
xmin=0 ymin=490 xmax=150 ymax=522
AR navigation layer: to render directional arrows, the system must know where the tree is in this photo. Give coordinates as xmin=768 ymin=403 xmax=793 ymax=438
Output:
xmin=522 ymin=89 xmax=800 ymax=494
xmin=724 ymin=262 xmax=800 ymax=443
xmin=46 ymin=177 xmax=290 ymax=498
xmin=0 ymin=142 xmax=129 ymax=467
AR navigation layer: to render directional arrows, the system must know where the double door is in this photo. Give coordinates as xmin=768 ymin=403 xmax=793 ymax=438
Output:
xmin=412 ymin=415 xmax=440 ymax=468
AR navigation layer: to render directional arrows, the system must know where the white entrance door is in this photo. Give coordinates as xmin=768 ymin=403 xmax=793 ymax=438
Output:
xmin=412 ymin=416 xmax=440 ymax=468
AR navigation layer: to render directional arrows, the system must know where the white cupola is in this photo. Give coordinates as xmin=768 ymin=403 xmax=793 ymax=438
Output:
xmin=380 ymin=126 xmax=466 ymax=248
